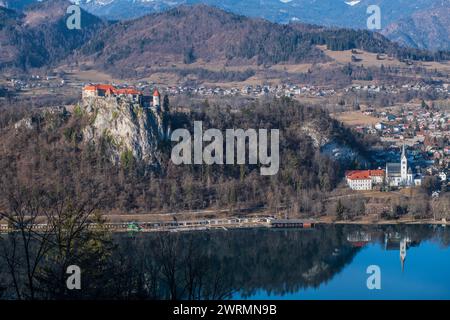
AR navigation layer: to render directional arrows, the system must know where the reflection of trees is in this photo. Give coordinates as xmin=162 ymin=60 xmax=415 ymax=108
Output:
xmin=108 ymin=226 xmax=362 ymax=299
xmin=0 ymin=188 xmax=113 ymax=300
xmin=2 ymin=223 xmax=450 ymax=300
xmin=110 ymin=225 xmax=450 ymax=300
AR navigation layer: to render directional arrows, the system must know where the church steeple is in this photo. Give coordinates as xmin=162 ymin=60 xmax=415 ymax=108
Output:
xmin=400 ymin=238 xmax=407 ymax=273
xmin=401 ymin=144 xmax=407 ymax=183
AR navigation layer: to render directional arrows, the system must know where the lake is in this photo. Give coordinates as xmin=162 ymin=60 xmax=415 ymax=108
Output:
xmin=1 ymin=224 xmax=449 ymax=300
xmin=111 ymin=224 xmax=450 ymax=300
xmin=236 ymin=226 xmax=450 ymax=300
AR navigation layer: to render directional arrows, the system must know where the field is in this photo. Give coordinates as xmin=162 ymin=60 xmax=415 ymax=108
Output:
xmin=332 ymin=111 xmax=379 ymax=126
xmin=319 ymin=45 xmax=450 ymax=73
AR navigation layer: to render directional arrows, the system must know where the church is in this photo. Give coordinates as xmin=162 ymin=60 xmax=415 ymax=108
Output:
xmin=385 ymin=145 xmax=421 ymax=187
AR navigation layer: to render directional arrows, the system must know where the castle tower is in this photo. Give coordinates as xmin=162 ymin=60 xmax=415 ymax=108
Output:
xmin=153 ymin=89 xmax=161 ymax=110
xmin=401 ymin=144 xmax=407 ymax=184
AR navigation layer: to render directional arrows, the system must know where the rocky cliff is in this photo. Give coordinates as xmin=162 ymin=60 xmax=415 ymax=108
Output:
xmin=81 ymin=97 xmax=162 ymax=166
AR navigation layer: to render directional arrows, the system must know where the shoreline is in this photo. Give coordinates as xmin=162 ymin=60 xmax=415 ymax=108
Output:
xmin=1 ymin=215 xmax=448 ymax=234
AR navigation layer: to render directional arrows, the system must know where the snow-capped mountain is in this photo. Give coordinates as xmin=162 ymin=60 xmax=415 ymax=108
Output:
xmin=3 ymin=0 xmax=442 ymax=27
xmin=72 ymin=0 xmax=186 ymax=20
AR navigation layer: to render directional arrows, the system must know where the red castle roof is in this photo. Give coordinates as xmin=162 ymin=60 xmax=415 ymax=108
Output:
xmin=83 ymin=84 xmax=142 ymax=96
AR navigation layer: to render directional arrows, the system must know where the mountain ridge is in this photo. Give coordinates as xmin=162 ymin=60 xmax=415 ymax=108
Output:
xmin=0 ymin=0 xmax=107 ymax=70
xmin=382 ymin=2 xmax=450 ymax=51
xmin=3 ymin=0 xmax=449 ymax=51
xmin=1 ymin=2 xmax=449 ymax=76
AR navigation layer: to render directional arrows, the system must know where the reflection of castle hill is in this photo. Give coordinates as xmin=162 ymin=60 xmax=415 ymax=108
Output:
xmin=111 ymin=226 xmax=362 ymax=299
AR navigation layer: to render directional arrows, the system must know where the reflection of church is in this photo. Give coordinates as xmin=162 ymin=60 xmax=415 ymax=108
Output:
xmin=347 ymin=231 xmax=372 ymax=247
xmin=384 ymin=232 xmax=411 ymax=272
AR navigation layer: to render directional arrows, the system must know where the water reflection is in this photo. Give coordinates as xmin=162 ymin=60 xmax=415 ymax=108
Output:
xmin=1 ymin=225 xmax=449 ymax=299
xmin=347 ymin=229 xmax=414 ymax=272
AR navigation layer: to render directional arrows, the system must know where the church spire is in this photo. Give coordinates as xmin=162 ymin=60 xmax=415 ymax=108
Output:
xmin=401 ymin=143 xmax=406 ymax=160
xmin=400 ymin=238 xmax=407 ymax=273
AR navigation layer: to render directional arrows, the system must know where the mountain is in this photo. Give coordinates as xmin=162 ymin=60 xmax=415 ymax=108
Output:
xmin=2 ymin=3 xmax=448 ymax=75
xmin=5 ymin=0 xmax=443 ymax=28
xmin=382 ymin=2 xmax=450 ymax=51
xmin=70 ymin=0 xmax=450 ymax=52
xmin=76 ymin=4 xmax=328 ymax=77
xmin=0 ymin=0 xmax=37 ymax=10
xmin=75 ymin=0 xmax=182 ymax=21
xmin=70 ymin=0 xmax=442 ymax=29
xmin=75 ymin=5 xmax=450 ymax=78
xmin=5 ymin=0 xmax=449 ymax=51
xmin=0 ymin=0 xmax=107 ymax=69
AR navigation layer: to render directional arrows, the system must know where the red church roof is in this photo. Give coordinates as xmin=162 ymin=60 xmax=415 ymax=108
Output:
xmin=153 ymin=89 xmax=160 ymax=97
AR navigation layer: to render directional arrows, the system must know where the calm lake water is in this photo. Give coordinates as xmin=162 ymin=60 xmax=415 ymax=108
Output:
xmin=112 ymin=224 xmax=450 ymax=300
xmin=2 ymin=224 xmax=450 ymax=300
xmin=235 ymin=226 xmax=450 ymax=300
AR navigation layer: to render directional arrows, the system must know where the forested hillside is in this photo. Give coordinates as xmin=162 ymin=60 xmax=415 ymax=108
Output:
xmin=1 ymin=2 xmax=449 ymax=76
xmin=0 ymin=98 xmax=372 ymax=214
xmin=0 ymin=0 xmax=106 ymax=70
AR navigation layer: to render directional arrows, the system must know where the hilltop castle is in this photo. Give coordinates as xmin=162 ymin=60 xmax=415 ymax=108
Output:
xmin=82 ymin=84 xmax=170 ymax=139
xmin=82 ymin=84 xmax=143 ymax=103
xmin=82 ymin=84 xmax=162 ymax=111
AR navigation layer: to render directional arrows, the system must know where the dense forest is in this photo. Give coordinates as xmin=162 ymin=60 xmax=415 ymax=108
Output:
xmin=0 ymin=97 xmax=373 ymax=215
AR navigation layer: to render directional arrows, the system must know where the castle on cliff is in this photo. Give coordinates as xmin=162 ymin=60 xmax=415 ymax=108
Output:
xmin=82 ymin=84 xmax=170 ymax=139
xmin=82 ymin=84 xmax=163 ymax=111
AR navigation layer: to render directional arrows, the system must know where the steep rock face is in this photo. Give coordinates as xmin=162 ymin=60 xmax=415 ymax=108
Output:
xmin=82 ymin=97 xmax=161 ymax=165
xmin=300 ymin=121 xmax=368 ymax=165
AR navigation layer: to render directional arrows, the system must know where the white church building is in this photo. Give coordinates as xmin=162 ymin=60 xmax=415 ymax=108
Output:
xmin=386 ymin=145 xmax=421 ymax=187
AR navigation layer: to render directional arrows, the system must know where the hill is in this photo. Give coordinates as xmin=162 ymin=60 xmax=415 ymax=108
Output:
xmin=0 ymin=97 xmax=372 ymax=213
xmin=2 ymin=3 xmax=449 ymax=77
xmin=74 ymin=5 xmax=449 ymax=78
xmin=0 ymin=0 xmax=107 ymax=70
xmin=75 ymin=4 xmax=327 ymax=78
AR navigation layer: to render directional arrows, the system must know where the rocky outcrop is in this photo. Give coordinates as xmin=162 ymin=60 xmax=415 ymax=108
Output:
xmin=300 ymin=121 xmax=368 ymax=165
xmin=81 ymin=96 xmax=162 ymax=165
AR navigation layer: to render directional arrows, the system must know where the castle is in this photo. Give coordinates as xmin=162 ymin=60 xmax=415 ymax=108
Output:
xmin=82 ymin=84 xmax=170 ymax=139
xmin=82 ymin=84 xmax=143 ymax=103
xmin=82 ymin=84 xmax=162 ymax=110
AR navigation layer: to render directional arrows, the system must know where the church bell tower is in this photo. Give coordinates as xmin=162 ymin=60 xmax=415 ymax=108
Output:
xmin=401 ymin=144 xmax=407 ymax=183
